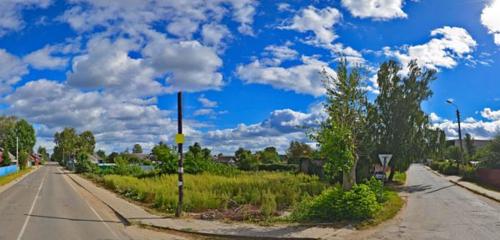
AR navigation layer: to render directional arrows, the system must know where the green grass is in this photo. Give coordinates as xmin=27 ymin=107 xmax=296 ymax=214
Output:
xmin=357 ymin=190 xmax=404 ymax=229
xmin=0 ymin=167 xmax=33 ymax=187
xmin=100 ymin=172 xmax=326 ymax=216
xmin=393 ymin=171 xmax=407 ymax=185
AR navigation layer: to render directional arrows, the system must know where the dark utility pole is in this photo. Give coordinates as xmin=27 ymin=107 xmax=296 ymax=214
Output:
xmin=446 ymin=99 xmax=463 ymax=171
xmin=176 ymin=91 xmax=184 ymax=217
xmin=456 ymin=109 xmax=464 ymax=170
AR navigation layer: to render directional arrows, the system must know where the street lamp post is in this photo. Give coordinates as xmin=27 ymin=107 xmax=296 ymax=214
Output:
xmin=446 ymin=99 xmax=464 ymax=171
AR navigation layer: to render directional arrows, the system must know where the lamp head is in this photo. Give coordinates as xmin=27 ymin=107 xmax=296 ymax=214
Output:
xmin=446 ymin=99 xmax=454 ymax=104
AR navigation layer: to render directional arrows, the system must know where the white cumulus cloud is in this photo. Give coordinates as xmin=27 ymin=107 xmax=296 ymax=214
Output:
xmin=341 ymin=0 xmax=407 ymax=20
xmin=481 ymin=0 xmax=500 ymax=45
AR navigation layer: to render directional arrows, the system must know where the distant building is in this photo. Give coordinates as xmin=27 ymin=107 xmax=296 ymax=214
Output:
xmin=0 ymin=148 xmax=17 ymax=165
xmin=447 ymin=139 xmax=491 ymax=149
xmin=214 ymin=155 xmax=237 ymax=166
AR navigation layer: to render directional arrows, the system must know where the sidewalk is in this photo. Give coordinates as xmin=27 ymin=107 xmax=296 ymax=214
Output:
xmin=446 ymin=175 xmax=500 ymax=203
xmin=425 ymin=166 xmax=500 ymax=203
xmin=65 ymin=172 xmax=355 ymax=240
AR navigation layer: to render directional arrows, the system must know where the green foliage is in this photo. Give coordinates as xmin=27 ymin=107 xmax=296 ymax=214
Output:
xmin=430 ymin=160 xmax=458 ymax=175
xmin=374 ymin=60 xmax=436 ymax=179
xmin=75 ymin=153 xmax=98 ymax=173
xmin=257 ymin=147 xmax=281 ymax=164
xmin=18 ymin=151 xmax=28 ymax=169
xmin=101 ymin=172 xmax=326 ymax=215
xmin=96 ymin=149 xmax=106 ymax=159
xmin=2 ymin=144 xmax=11 ymax=166
xmin=477 ymin=135 xmax=500 ymax=169
xmin=37 ymin=146 xmax=49 ymax=164
xmin=237 ymin=150 xmax=259 ymax=171
xmin=291 ymin=184 xmax=381 ymax=222
xmin=446 ymin=146 xmax=462 ymax=163
xmin=112 ymin=156 xmax=144 ymax=176
xmin=464 ymin=133 xmax=475 ymax=158
xmin=366 ymin=177 xmax=386 ymax=203
xmin=152 ymin=143 xmax=177 ymax=174
xmin=286 ymin=141 xmax=313 ymax=164
xmin=53 ymin=128 xmax=95 ymax=164
xmin=133 ymin=144 xmax=143 ymax=153
xmin=6 ymin=119 xmax=36 ymax=155
xmin=257 ymin=163 xmax=298 ymax=172
xmin=315 ymin=60 xmax=369 ymax=190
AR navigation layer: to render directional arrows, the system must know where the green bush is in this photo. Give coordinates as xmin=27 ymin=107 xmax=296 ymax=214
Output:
xmin=75 ymin=159 xmax=98 ymax=173
xmin=112 ymin=156 xmax=144 ymax=176
xmin=366 ymin=177 xmax=386 ymax=203
xmin=460 ymin=164 xmax=476 ymax=181
xmin=257 ymin=164 xmax=298 ymax=172
xmin=291 ymin=184 xmax=381 ymax=222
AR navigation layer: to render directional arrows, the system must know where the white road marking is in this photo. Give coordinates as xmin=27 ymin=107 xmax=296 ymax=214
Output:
xmin=16 ymin=170 xmax=47 ymax=240
xmin=59 ymin=168 xmax=121 ymax=240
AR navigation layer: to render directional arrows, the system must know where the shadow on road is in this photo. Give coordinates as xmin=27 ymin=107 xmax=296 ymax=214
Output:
xmin=396 ymin=184 xmax=433 ymax=193
xmin=424 ymin=185 xmax=454 ymax=194
xmin=26 ymin=214 xmax=122 ymax=223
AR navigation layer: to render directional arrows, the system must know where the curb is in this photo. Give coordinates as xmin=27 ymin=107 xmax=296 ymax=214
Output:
xmin=0 ymin=166 xmax=41 ymax=195
xmin=447 ymin=179 xmax=500 ymax=203
xmin=65 ymin=172 xmax=319 ymax=240
xmin=425 ymin=166 xmax=500 ymax=203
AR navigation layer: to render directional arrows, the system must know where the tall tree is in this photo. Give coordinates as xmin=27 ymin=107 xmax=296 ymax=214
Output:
xmin=2 ymin=144 xmax=11 ymax=166
xmin=286 ymin=141 xmax=313 ymax=164
xmin=258 ymin=147 xmax=281 ymax=164
xmin=464 ymin=133 xmax=475 ymax=159
xmin=0 ymin=116 xmax=17 ymax=146
xmin=53 ymin=128 xmax=79 ymax=163
xmin=6 ymin=119 xmax=36 ymax=154
xmin=78 ymin=131 xmax=95 ymax=154
xmin=315 ymin=60 xmax=368 ymax=190
xmin=37 ymin=146 xmax=49 ymax=163
xmin=374 ymin=60 xmax=435 ymax=181
xmin=132 ymin=144 xmax=143 ymax=153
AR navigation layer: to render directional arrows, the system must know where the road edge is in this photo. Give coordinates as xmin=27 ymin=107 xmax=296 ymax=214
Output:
xmin=0 ymin=166 xmax=41 ymax=195
xmin=64 ymin=172 xmax=320 ymax=240
xmin=424 ymin=166 xmax=500 ymax=203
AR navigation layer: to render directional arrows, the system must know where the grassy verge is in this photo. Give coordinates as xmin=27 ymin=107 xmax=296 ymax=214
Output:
xmin=393 ymin=171 xmax=407 ymax=185
xmin=96 ymin=172 xmax=326 ymax=220
xmin=357 ymin=190 xmax=404 ymax=229
xmin=0 ymin=167 xmax=33 ymax=187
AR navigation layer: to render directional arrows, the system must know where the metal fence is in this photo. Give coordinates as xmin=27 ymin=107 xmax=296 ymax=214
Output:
xmin=0 ymin=165 xmax=18 ymax=177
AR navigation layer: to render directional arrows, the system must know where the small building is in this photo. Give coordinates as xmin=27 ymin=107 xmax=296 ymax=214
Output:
xmin=447 ymin=139 xmax=491 ymax=149
xmin=0 ymin=148 xmax=17 ymax=166
xmin=214 ymin=155 xmax=237 ymax=166
xmin=30 ymin=153 xmax=42 ymax=166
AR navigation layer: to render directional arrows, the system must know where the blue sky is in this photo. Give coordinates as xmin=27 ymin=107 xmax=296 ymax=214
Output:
xmin=0 ymin=0 xmax=498 ymax=154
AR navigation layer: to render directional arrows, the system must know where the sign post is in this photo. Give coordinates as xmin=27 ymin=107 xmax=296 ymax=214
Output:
xmin=378 ymin=154 xmax=393 ymax=181
xmin=175 ymin=92 xmax=184 ymax=217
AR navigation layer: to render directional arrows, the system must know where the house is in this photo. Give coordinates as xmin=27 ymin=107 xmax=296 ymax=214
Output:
xmin=214 ymin=155 xmax=237 ymax=166
xmin=30 ymin=153 xmax=42 ymax=166
xmin=0 ymin=148 xmax=17 ymax=165
xmin=88 ymin=153 xmax=104 ymax=164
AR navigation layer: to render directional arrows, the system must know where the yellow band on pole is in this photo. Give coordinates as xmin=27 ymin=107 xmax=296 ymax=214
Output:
xmin=175 ymin=134 xmax=185 ymax=144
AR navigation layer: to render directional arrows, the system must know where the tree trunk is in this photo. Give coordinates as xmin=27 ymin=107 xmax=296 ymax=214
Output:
xmin=342 ymin=155 xmax=358 ymax=190
xmin=388 ymin=167 xmax=395 ymax=182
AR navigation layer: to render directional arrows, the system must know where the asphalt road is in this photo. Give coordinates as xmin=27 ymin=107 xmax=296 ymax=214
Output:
xmin=358 ymin=164 xmax=500 ymax=240
xmin=0 ymin=163 xmax=187 ymax=240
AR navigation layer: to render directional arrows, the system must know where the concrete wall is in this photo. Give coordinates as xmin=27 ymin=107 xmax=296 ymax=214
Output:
xmin=0 ymin=165 xmax=19 ymax=177
xmin=476 ymin=168 xmax=500 ymax=189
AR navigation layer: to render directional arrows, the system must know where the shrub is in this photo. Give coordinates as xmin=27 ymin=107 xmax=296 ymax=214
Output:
xmin=460 ymin=164 xmax=476 ymax=181
xmin=75 ymin=159 xmax=98 ymax=173
xmin=113 ymin=156 xmax=144 ymax=176
xmin=257 ymin=164 xmax=298 ymax=172
xmin=366 ymin=177 xmax=386 ymax=203
xmin=291 ymin=184 xmax=381 ymax=222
